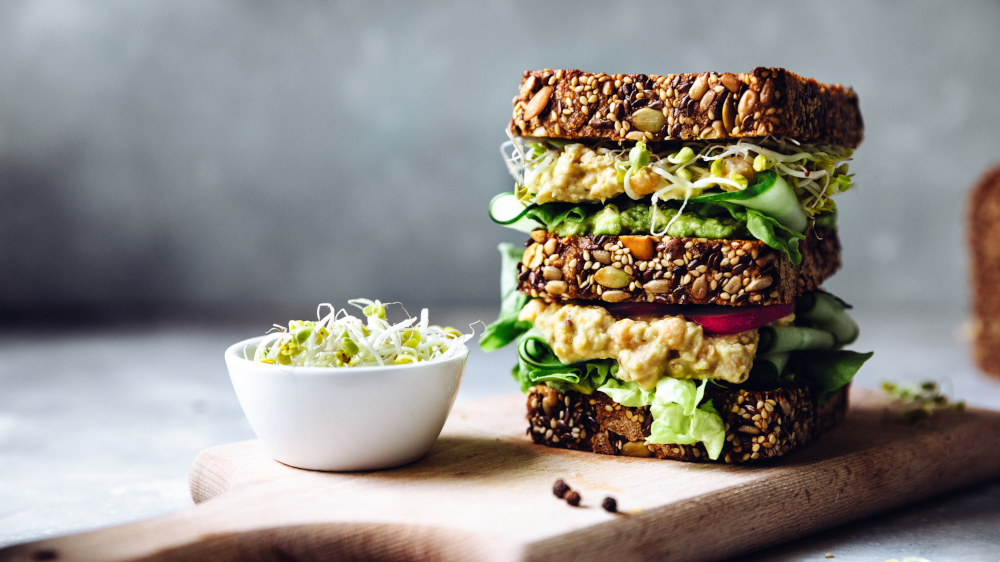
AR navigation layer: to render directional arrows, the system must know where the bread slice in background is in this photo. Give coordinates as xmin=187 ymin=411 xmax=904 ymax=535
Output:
xmin=969 ymin=165 xmax=1000 ymax=376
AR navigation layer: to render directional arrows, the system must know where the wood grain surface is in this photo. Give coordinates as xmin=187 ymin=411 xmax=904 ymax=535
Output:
xmin=3 ymin=388 xmax=1000 ymax=562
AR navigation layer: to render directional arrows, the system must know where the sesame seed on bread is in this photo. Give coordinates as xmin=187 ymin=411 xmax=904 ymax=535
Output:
xmin=519 ymin=228 xmax=840 ymax=306
xmin=526 ymin=382 xmax=850 ymax=464
xmin=510 ymin=68 xmax=863 ymax=148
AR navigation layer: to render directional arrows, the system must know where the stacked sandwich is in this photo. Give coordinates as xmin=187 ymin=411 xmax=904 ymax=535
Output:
xmin=482 ymin=68 xmax=872 ymax=464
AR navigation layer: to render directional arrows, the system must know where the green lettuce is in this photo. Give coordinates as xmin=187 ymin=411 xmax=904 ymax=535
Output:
xmin=712 ymin=201 xmax=806 ymax=265
xmin=792 ymin=349 xmax=875 ymax=404
xmin=479 ymin=243 xmax=532 ymax=351
xmin=597 ymin=377 xmax=726 ymax=460
xmin=725 ymin=348 xmax=874 ymax=402
xmin=512 ymin=329 xmax=616 ymax=393
xmin=522 ymin=203 xmax=588 ymax=229
xmin=597 ymin=377 xmax=653 ymax=407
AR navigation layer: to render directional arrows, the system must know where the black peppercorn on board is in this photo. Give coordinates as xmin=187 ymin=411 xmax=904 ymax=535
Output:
xmin=5 ymin=387 xmax=1000 ymax=562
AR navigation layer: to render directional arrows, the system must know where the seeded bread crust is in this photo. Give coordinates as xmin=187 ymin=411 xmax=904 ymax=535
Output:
xmin=510 ymin=68 xmax=863 ymax=148
xmin=518 ymin=228 xmax=840 ymax=307
xmin=526 ymin=382 xmax=849 ymax=464
xmin=969 ymin=165 xmax=1000 ymax=376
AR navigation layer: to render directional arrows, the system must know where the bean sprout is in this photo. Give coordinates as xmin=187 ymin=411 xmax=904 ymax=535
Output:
xmin=247 ymin=299 xmax=472 ymax=367
xmin=502 ymin=136 xmax=853 ymax=217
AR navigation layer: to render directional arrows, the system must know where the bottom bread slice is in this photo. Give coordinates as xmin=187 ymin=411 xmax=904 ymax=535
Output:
xmin=526 ymin=383 xmax=849 ymax=464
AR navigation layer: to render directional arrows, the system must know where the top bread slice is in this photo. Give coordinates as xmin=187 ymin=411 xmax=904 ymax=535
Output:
xmin=509 ymin=67 xmax=863 ymax=148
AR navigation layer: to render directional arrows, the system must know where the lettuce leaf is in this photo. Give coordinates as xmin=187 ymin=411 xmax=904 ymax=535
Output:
xmin=479 ymin=243 xmax=533 ymax=351
xmin=512 ymin=361 xmax=617 ymax=395
xmin=745 ymin=208 xmax=805 ymax=265
xmin=647 ymin=378 xmax=726 ymax=460
xmin=729 ymin=347 xmax=874 ymax=400
xmin=712 ymin=201 xmax=805 ymax=265
xmin=522 ymin=203 xmax=589 ymax=229
xmin=597 ymin=377 xmax=653 ymax=407
xmin=792 ymin=349 xmax=875 ymax=404
xmin=512 ymin=329 xmax=616 ymax=393
xmin=596 ymin=377 xmax=726 ymax=460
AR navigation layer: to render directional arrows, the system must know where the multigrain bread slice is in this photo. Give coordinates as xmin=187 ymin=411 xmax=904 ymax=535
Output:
xmin=969 ymin=165 xmax=1000 ymax=376
xmin=518 ymin=228 xmax=840 ymax=306
xmin=526 ymin=383 xmax=849 ymax=464
xmin=509 ymin=67 xmax=864 ymax=148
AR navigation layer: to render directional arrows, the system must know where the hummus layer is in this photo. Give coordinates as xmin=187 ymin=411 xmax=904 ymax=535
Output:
xmin=527 ymin=144 xmax=667 ymax=203
xmin=519 ymin=300 xmax=758 ymax=390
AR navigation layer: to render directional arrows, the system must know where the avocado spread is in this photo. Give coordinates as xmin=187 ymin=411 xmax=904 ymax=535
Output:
xmin=551 ymin=200 xmax=749 ymax=239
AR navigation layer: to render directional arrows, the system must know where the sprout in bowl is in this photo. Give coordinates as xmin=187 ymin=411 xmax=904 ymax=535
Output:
xmin=227 ymin=299 xmax=473 ymax=471
xmin=249 ymin=298 xmax=473 ymax=367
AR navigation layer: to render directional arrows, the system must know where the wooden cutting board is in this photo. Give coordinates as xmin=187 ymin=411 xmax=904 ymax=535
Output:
xmin=4 ymin=388 xmax=1000 ymax=562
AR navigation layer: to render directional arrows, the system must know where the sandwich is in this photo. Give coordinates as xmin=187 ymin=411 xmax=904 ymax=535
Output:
xmin=481 ymin=68 xmax=873 ymax=464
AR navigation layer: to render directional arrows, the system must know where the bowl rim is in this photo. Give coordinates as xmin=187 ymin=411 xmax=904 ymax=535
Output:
xmin=225 ymin=335 xmax=470 ymax=375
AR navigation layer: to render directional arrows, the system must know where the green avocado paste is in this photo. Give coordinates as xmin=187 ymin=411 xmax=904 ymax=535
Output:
xmin=550 ymin=200 xmax=749 ymax=239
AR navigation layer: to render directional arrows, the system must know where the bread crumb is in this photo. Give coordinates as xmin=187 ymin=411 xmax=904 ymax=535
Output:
xmin=825 ymin=554 xmax=834 ymax=559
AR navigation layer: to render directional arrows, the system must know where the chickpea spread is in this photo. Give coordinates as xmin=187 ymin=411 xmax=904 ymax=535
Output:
xmin=519 ymin=300 xmax=758 ymax=389
xmin=527 ymin=144 xmax=666 ymax=203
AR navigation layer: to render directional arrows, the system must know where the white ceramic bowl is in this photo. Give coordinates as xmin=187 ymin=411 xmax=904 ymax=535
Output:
xmin=224 ymin=336 xmax=469 ymax=471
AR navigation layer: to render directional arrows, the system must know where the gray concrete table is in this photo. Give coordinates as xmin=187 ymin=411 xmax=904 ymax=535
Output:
xmin=2 ymin=306 xmax=999 ymax=561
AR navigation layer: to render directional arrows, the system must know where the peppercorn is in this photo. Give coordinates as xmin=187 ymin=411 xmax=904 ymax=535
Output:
xmin=552 ymin=479 xmax=570 ymax=499
xmin=602 ymin=496 xmax=617 ymax=513
xmin=565 ymin=491 xmax=581 ymax=506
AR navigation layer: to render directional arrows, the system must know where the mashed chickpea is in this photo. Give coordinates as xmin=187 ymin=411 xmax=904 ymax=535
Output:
xmin=527 ymin=144 xmax=666 ymax=203
xmin=519 ymin=300 xmax=758 ymax=389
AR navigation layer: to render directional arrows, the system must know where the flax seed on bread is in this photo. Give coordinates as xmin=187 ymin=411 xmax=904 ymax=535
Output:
xmin=510 ymin=68 xmax=863 ymax=148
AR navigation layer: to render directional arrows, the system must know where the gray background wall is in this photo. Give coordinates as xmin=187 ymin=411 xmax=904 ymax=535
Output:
xmin=1 ymin=0 xmax=997 ymax=321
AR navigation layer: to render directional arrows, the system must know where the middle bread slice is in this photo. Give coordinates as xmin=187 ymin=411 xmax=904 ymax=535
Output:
xmin=519 ymin=228 xmax=840 ymax=306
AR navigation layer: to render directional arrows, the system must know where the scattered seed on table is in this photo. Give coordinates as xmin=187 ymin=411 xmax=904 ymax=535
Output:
xmin=565 ymin=491 xmax=581 ymax=506
xmin=602 ymin=497 xmax=617 ymax=513
xmin=552 ymin=479 xmax=570 ymax=499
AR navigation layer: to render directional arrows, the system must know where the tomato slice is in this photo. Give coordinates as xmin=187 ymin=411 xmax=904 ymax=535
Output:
xmin=602 ymin=302 xmax=794 ymax=335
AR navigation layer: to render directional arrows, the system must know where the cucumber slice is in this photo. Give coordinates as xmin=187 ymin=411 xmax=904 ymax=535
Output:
xmin=757 ymin=325 xmax=837 ymax=354
xmin=489 ymin=192 xmax=540 ymax=233
xmin=690 ymin=171 xmax=808 ymax=233
xmin=751 ymin=352 xmax=790 ymax=382
xmin=797 ymin=291 xmax=860 ymax=345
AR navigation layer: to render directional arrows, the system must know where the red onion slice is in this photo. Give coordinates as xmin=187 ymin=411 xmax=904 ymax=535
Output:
xmin=602 ymin=302 xmax=794 ymax=335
